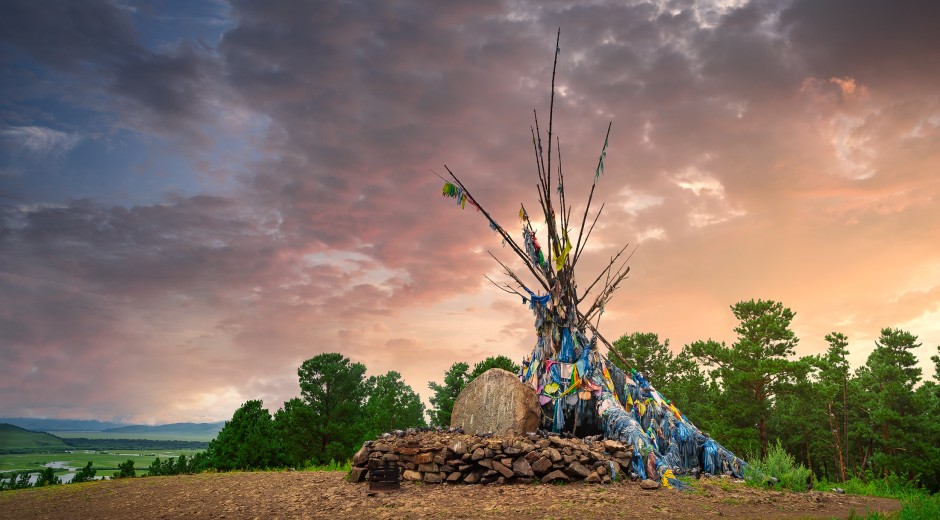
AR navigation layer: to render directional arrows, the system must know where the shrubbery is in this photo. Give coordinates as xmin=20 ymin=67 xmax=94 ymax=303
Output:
xmin=745 ymin=441 xmax=812 ymax=492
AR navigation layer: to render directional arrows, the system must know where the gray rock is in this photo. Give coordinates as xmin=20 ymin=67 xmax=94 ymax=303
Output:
xmin=417 ymin=462 xmax=439 ymax=473
xmin=566 ymin=462 xmax=592 ymax=478
xmin=450 ymin=368 xmax=541 ymax=435
xmin=531 ymin=456 xmax=552 ymax=474
xmin=446 ymin=472 xmax=463 ymax=483
xmin=640 ymin=479 xmax=661 ymax=490
xmin=546 ymin=448 xmax=562 ymax=462
xmin=585 ymin=472 xmax=601 ymax=483
xmin=450 ymin=440 xmax=467 ymax=456
xmin=512 ymin=457 xmax=534 ymax=478
xmin=464 ymin=471 xmax=481 ymax=484
xmin=347 ymin=467 xmax=367 ymax=483
xmin=414 ymin=452 xmax=433 ymax=464
xmin=491 ymin=460 xmax=515 ymax=478
xmin=471 ymin=448 xmax=485 ymax=461
xmin=543 ymin=470 xmax=570 ymax=483
xmin=424 ymin=472 xmax=443 ymax=483
xmin=353 ymin=446 xmax=370 ymax=466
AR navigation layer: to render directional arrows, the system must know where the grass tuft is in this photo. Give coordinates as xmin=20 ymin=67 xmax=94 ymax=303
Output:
xmin=744 ymin=440 xmax=812 ymax=493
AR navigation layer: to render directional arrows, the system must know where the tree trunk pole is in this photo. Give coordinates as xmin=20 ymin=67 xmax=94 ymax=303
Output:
xmin=828 ymin=401 xmax=846 ymax=482
xmin=759 ymin=415 xmax=768 ymax=461
xmin=804 ymin=425 xmax=814 ymax=485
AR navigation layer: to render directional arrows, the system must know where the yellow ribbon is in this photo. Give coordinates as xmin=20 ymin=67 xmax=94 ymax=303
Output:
xmin=661 ymin=469 xmax=677 ymax=489
xmin=553 ymin=230 xmax=572 ymax=271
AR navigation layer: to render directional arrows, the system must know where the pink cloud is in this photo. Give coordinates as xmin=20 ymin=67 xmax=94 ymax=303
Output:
xmin=2 ymin=0 xmax=940 ymax=423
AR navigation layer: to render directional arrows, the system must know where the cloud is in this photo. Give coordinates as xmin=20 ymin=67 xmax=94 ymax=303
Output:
xmin=1 ymin=0 xmax=940 ymax=422
xmin=0 ymin=0 xmax=221 ymax=139
xmin=779 ymin=0 xmax=940 ymax=91
xmin=0 ymin=126 xmax=81 ymax=156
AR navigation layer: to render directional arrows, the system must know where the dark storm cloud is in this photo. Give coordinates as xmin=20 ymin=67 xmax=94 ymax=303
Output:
xmin=0 ymin=0 xmax=217 ymax=135
xmin=2 ymin=0 xmax=939 ymax=422
xmin=780 ymin=0 xmax=940 ymax=89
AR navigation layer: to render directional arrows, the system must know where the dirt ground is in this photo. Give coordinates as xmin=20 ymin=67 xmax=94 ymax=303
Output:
xmin=0 ymin=470 xmax=900 ymax=519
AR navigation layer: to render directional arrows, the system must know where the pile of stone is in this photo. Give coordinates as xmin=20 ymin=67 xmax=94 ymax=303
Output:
xmin=348 ymin=430 xmax=635 ymax=485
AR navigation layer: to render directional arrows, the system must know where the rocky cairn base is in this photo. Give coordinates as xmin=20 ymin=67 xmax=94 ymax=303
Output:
xmin=348 ymin=429 xmax=634 ymax=485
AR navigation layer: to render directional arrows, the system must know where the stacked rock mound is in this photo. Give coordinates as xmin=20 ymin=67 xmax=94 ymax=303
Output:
xmin=348 ymin=430 xmax=634 ymax=485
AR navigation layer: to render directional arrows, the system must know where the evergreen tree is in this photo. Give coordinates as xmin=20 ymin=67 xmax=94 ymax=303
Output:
xmin=931 ymin=345 xmax=940 ymax=383
xmin=428 ymin=361 xmax=470 ymax=427
xmin=468 ymin=355 xmax=520 ymax=381
xmin=821 ymin=332 xmax=851 ymax=481
xmin=854 ymin=328 xmax=934 ymax=484
xmin=363 ymin=371 xmax=427 ymax=437
xmin=72 ymin=461 xmax=97 ymax=483
xmin=115 ymin=459 xmax=136 ymax=478
xmin=274 ymin=397 xmax=319 ymax=468
xmin=297 ymin=353 xmax=367 ymax=464
xmin=661 ymin=346 xmax=721 ymax=434
xmin=207 ymin=399 xmax=281 ymax=470
xmin=176 ymin=454 xmax=188 ymax=474
xmin=689 ymin=299 xmax=810 ymax=459
xmin=148 ymin=457 xmax=164 ymax=476
xmin=768 ymin=358 xmax=826 ymax=482
xmin=611 ymin=332 xmax=678 ymax=387
xmin=35 ymin=467 xmax=61 ymax=486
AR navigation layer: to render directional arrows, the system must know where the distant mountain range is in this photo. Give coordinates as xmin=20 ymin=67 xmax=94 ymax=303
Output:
xmin=102 ymin=422 xmax=224 ymax=435
xmin=0 ymin=417 xmax=225 ymax=435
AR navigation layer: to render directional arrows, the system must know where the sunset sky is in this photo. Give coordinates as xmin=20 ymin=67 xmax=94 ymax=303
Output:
xmin=1 ymin=0 xmax=938 ymax=424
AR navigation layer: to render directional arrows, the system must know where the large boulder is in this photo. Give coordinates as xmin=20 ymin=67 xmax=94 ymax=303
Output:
xmin=450 ymin=368 xmax=540 ymax=435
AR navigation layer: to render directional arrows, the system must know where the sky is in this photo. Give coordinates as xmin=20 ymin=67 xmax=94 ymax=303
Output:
xmin=1 ymin=0 xmax=938 ymax=425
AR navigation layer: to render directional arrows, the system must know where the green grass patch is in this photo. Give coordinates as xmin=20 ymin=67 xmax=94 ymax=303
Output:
xmin=303 ymin=459 xmax=350 ymax=472
xmin=897 ymin=493 xmax=940 ymax=520
xmin=814 ymin=473 xmax=939 ymax=520
xmin=0 ymin=450 xmax=202 ymax=478
xmin=744 ymin=440 xmax=812 ymax=493
xmin=815 ymin=473 xmax=925 ymax=500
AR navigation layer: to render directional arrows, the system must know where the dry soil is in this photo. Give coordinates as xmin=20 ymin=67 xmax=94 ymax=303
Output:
xmin=0 ymin=470 xmax=901 ymax=519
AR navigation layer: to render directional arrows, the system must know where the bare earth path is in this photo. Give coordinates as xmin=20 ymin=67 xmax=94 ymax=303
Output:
xmin=0 ymin=471 xmax=900 ymax=519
